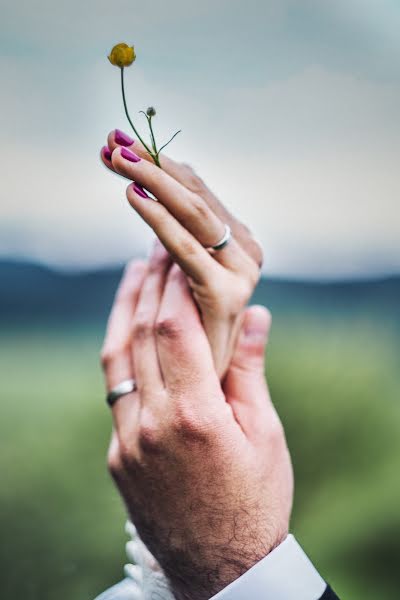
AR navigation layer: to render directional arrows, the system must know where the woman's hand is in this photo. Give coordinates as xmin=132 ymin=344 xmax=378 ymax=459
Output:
xmin=100 ymin=130 xmax=262 ymax=376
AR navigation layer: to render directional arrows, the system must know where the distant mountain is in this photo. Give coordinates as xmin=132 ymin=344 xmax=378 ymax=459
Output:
xmin=0 ymin=261 xmax=122 ymax=326
xmin=1 ymin=260 xmax=399 ymax=327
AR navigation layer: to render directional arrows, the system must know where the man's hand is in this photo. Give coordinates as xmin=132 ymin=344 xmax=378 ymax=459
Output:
xmin=101 ymin=248 xmax=293 ymax=600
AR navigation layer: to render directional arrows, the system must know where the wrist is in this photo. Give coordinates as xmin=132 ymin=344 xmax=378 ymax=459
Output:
xmin=168 ymin=531 xmax=289 ymax=600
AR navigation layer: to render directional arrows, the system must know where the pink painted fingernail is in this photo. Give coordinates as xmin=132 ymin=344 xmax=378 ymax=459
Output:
xmin=132 ymin=183 xmax=150 ymax=198
xmin=121 ymin=147 xmax=141 ymax=163
xmin=115 ymin=129 xmax=134 ymax=146
xmin=102 ymin=146 xmax=112 ymax=161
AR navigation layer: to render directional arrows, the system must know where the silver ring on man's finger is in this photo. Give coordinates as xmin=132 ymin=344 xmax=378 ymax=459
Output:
xmin=106 ymin=379 xmax=137 ymax=407
xmin=210 ymin=224 xmax=232 ymax=252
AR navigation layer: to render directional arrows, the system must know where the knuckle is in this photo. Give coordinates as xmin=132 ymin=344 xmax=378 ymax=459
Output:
xmin=138 ymin=414 xmax=164 ymax=454
xmin=190 ymin=195 xmax=211 ymax=221
xmin=249 ymin=239 xmax=264 ymax=268
xmin=100 ymin=344 xmax=123 ymax=370
xmin=177 ymin=236 xmax=199 ymax=260
xmin=155 ymin=316 xmax=182 ymax=341
xmin=172 ymin=396 xmax=225 ymax=443
xmin=173 ymin=407 xmax=211 ymax=443
xmin=181 ymin=163 xmax=206 ymax=194
xmin=151 ymin=207 xmax=170 ymax=230
xmin=138 ymin=425 xmax=163 ymax=453
xmin=100 ymin=339 xmax=130 ymax=371
xmin=107 ymin=444 xmax=123 ymax=479
xmin=117 ymin=438 xmax=137 ymax=469
xmin=100 ymin=348 xmax=112 ymax=370
xmin=132 ymin=316 xmax=152 ymax=341
xmin=144 ymin=164 xmax=165 ymax=188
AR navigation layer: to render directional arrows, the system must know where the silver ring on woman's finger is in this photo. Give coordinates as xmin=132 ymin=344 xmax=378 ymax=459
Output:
xmin=106 ymin=379 xmax=137 ymax=407
xmin=210 ymin=224 xmax=232 ymax=252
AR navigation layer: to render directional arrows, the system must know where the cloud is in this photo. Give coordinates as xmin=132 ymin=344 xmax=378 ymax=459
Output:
xmin=1 ymin=1 xmax=399 ymax=277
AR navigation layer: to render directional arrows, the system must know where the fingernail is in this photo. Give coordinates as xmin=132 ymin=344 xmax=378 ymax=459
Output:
xmin=243 ymin=307 xmax=270 ymax=340
xmin=121 ymin=147 xmax=141 ymax=163
xmin=102 ymin=146 xmax=112 ymax=161
xmin=115 ymin=129 xmax=134 ymax=146
xmin=243 ymin=327 xmax=265 ymax=342
xmin=132 ymin=183 xmax=150 ymax=198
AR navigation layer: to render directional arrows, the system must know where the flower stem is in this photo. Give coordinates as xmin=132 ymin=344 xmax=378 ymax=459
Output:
xmin=158 ymin=129 xmax=182 ymax=154
xmin=148 ymin=116 xmax=157 ymax=154
xmin=120 ymin=68 xmax=153 ymax=157
xmin=148 ymin=116 xmax=161 ymax=167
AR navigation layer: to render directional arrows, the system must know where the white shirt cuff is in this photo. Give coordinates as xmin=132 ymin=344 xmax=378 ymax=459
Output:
xmin=210 ymin=535 xmax=326 ymax=600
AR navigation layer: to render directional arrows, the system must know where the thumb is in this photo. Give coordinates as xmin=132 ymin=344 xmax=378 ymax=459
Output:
xmin=223 ymin=305 xmax=272 ymax=432
xmin=228 ymin=305 xmax=271 ymax=376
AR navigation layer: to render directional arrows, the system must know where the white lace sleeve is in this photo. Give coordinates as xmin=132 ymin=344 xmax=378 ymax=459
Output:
xmin=94 ymin=522 xmax=174 ymax=600
xmin=125 ymin=521 xmax=174 ymax=600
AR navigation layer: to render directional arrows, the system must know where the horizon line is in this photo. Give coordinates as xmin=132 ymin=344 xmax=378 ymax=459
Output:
xmin=1 ymin=257 xmax=399 ymax=285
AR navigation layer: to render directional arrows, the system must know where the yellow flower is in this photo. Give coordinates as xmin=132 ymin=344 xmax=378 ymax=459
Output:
xmin=108 ymin=43 xmax=136 ymax=68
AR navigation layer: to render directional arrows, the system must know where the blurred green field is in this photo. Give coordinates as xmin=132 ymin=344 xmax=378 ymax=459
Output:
xmin=1 ymin=314 xmax=399 ymax=600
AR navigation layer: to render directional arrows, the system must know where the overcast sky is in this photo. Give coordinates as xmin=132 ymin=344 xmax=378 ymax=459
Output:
xmin=1 ymin=0 xmax=399 ymax=278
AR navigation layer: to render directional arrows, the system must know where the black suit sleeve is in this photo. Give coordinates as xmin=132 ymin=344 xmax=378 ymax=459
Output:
xmin=320 ymin=586 xmax=340 ymax=599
